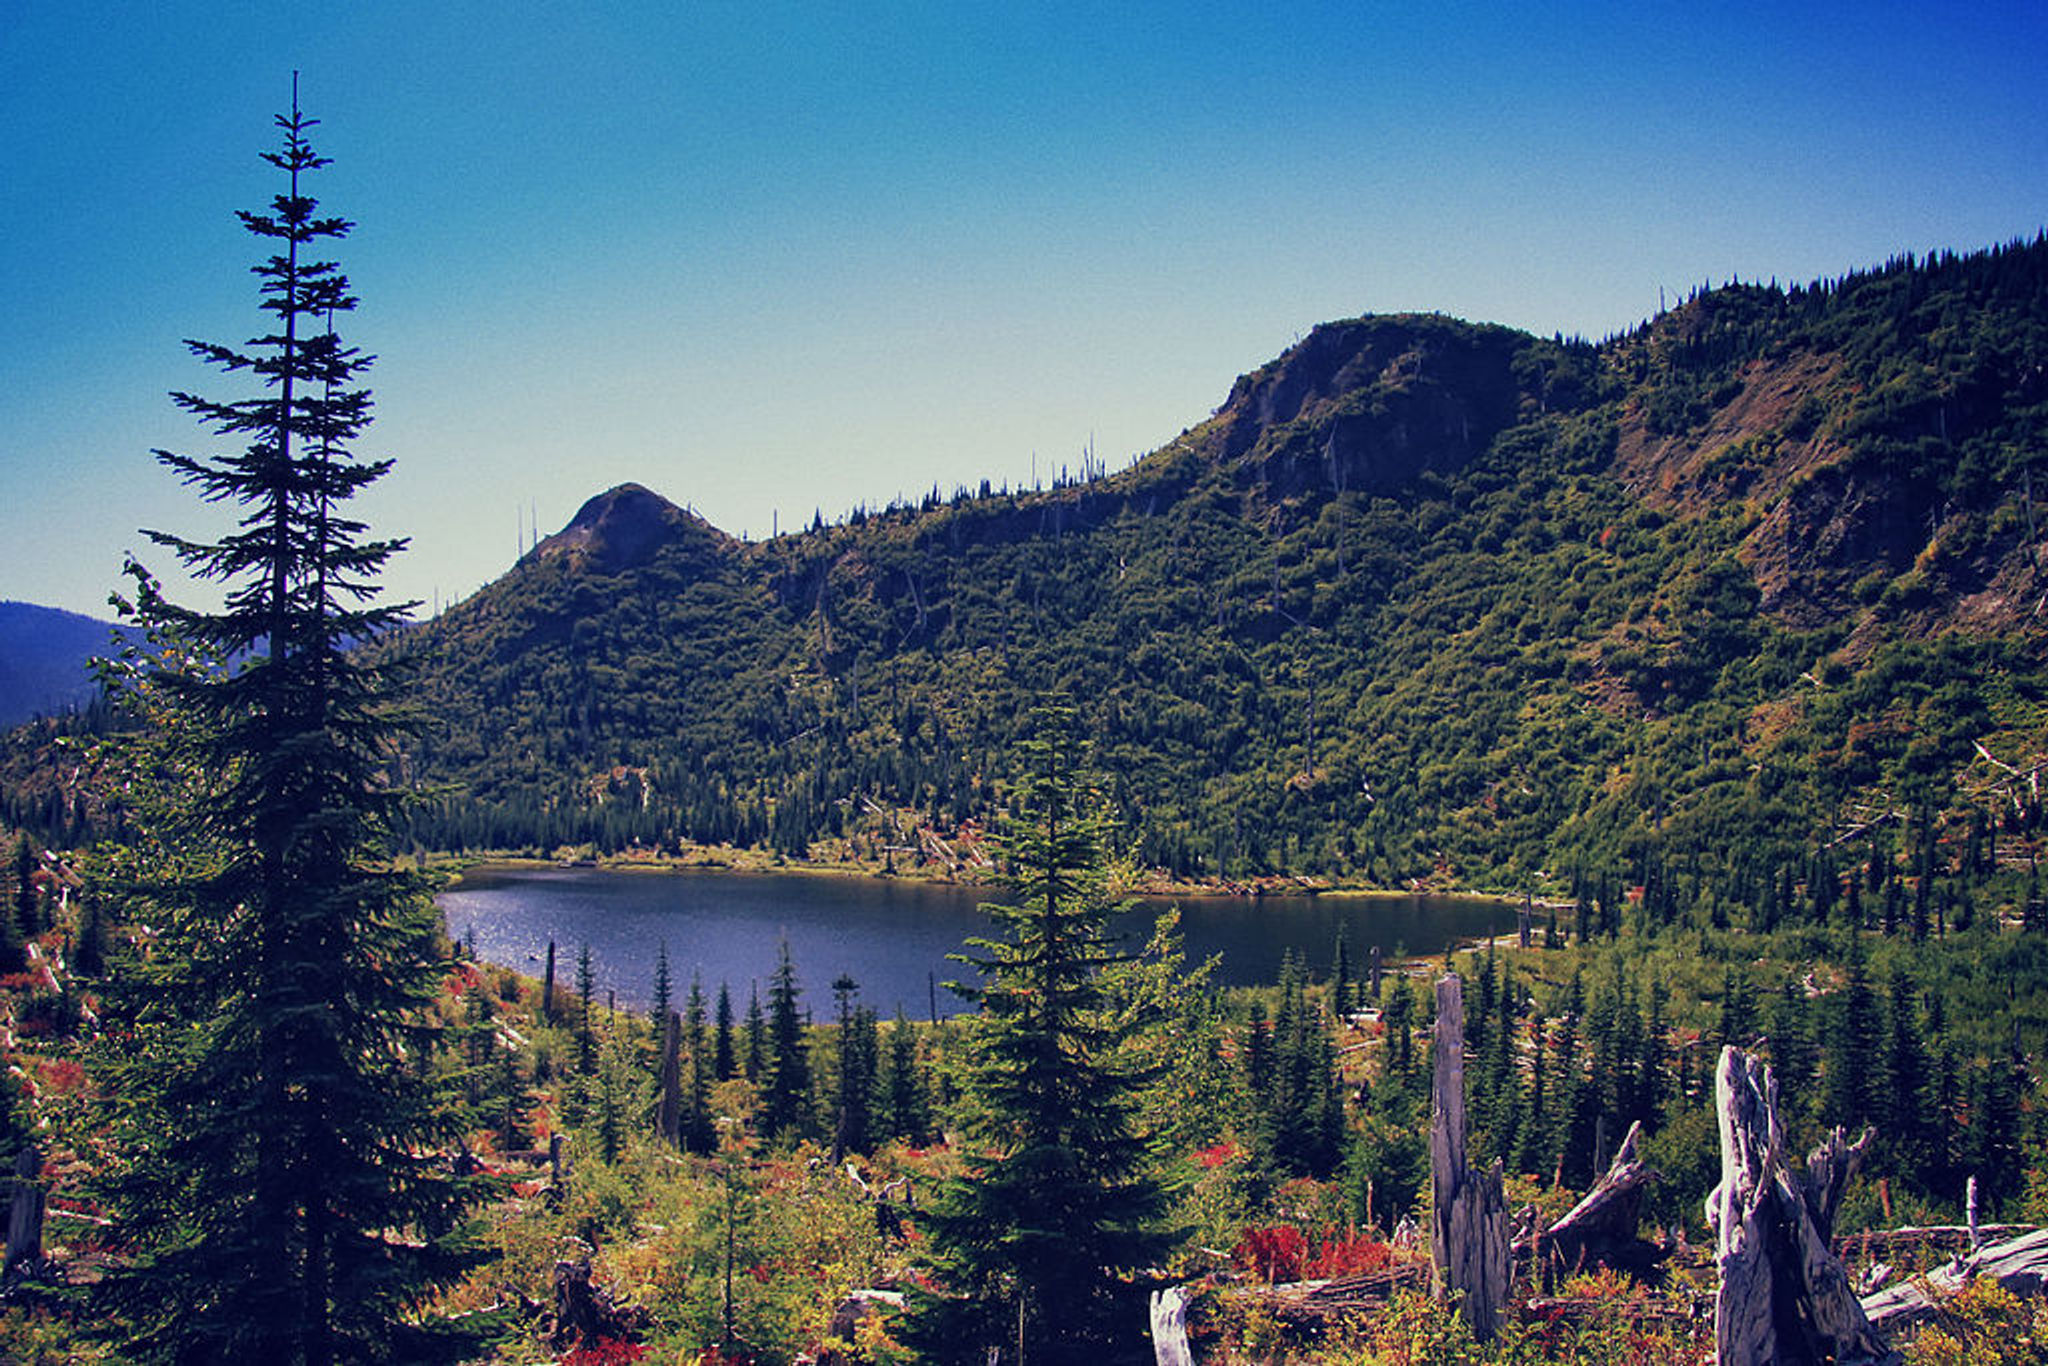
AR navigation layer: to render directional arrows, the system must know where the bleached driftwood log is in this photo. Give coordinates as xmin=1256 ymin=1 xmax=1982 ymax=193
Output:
xmin=1863 ymin=1227 xmax=2048 ymax=1329
xmin=1515 ymin=1118 xmax=1658 ymax=1274
xmin=1430 ymin=973 xmax=1510 ymax=1341
xmin=1706 ymin=1045 xmax=1897 ymax=1365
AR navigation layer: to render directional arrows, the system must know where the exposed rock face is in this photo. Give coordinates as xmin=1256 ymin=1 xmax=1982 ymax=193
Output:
xmin=1217 ymin=316 xmax=1530 ymax=500
xmin=536 ymin=482 xmax=716 ymax=575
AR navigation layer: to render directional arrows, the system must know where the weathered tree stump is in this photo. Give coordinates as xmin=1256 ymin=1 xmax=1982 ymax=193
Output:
xmin=819 ymin=1289 xmax=906 ymax=1366
xmin=546 ymin=1245 xmax=651 ymax=1350
xmin=1515 ymin=1118 xmax=1658 ymax=1276
xmin=1148 ymin=1285 xmax=1193 ymax=1366
xmin=1705 ymin=1045 xmax=1897 ymax=1365
xmin=1430 ymin=973 xmax=1510 ymax=1341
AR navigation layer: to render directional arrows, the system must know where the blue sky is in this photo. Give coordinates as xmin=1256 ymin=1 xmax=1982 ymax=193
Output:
xmin=4 ymin=1 xmax=2044 ymax=619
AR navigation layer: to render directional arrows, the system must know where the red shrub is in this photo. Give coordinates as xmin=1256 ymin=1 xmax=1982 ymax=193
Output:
xmin=37 ymin=1057 xmax=86 ymax=1095
xmin=1193 ymin=1141 xmax=1242 ymax=1169
xmin=1232 ymin=1225 xmax=1310 ymax=1283
xmin=561 ymin=1338 xmax=648 ymax=1366
xmin=1234 ymin=1225 xmax=1394 ymax=1282
xmin=1307 ymin=1231 xmax=1393 ymax=1278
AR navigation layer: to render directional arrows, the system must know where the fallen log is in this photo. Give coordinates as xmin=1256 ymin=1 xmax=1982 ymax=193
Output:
xmin=1216 ymin=1261 xmax=1433 ymax=1330
xmin=1862 ymin=1227 xmax=2048 ymax=1330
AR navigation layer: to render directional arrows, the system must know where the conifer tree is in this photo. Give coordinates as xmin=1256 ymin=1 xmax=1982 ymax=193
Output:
xmin=650 ymin=941 xmax=674 ymax=1037
xmin=714 ymin=981 xmax=737 ymax=1080
xmin=761 ymin=940 xmax=811 ymax=1139
xmin=683 ymin=975 xmax=716 ymax=1153
xmin=909 ymin=699 xmax=1171 ymax=1363
xmin=1330 ymin=919 xmax=1353 ymax=1018
xmin=90 ymin=90 xmax=474 ymax=1364
xmin=1824 ymin=940 xmax=1882 ymax=1133
xmin=575 ymin=942 xmax=599 ymax=1077
xmin=1883 ymin=967 xmax=1935 ymax=1184
xmin=880 ymin=1008 xmax=931 ymax=1144
xmin=743 ymin=982 xmax=767 ymax=1082
xmin=0 ymin=837 xmax=27 ymax=973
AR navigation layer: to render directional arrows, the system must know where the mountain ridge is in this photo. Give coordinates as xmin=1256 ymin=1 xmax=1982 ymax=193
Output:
xmin=362 ymin=242 xmax=2048 ymax=885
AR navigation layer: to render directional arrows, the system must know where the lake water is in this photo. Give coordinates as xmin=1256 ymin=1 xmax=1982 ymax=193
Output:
xmin=438 ymin=866 xmax=1516 ymax=1019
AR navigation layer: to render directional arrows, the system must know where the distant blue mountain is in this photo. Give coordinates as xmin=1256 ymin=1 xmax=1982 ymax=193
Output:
xmin=0 ymin=601 xmax=138 ymax=729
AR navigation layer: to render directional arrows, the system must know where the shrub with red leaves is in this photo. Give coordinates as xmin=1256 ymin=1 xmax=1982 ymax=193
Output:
xmin=1233 ymin=1225 xmax=1310 ymax=1282
xmin=1307 ymin=1231 xmax=1393 ymax=1278
xmin=560 ymin=1338 xmax=648 ymax=1366
xmin=37 ymin=1057 xmax=86 ymax=1094
xmin=1234 ymin=1225 xmax=1394 ymax=1283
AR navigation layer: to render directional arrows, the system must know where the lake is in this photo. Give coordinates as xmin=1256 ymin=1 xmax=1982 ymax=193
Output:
xmin=437 ymin=866 xmax=1517 ymax=1019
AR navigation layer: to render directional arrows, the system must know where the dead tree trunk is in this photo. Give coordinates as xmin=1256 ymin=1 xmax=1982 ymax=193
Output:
xmin=4 ymin=1145 xmax=43 ymax=1276
xmin=655 ymin=1009 xmax=683 ymax=1148
xmin=1706 ymin=1045 xmax=1897 ymax=1365
xmin=1430 ymin=973 xmax=1509 ymax=1341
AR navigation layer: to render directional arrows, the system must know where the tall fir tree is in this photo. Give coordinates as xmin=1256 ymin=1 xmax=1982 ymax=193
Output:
xmin=760 ymin=939 xmax=811 ymax=1140
xmin=880 ymin=1008 xmax=931 ymax=1144
xmin=89 ymin=90 xmax=476 ymax=1364
xmin=713 ymin=981 xmax=737 ymax=1081
xmin=682 ymin=975 xmax=716 ymax=1153
xmin=909 ymin=699 xmax=1172 ymax=1363
xmin=743 ymin=982 xmax=767 ymax=1083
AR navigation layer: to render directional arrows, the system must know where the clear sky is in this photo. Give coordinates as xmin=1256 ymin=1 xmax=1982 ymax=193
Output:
xmin=4 ymin=1 xmax=2044 ymax=620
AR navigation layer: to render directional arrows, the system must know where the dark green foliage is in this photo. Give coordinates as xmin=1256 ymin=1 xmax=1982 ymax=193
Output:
xmin=713 ymin=980 xmax=736 ymax=1081
xmin=1253 ymin=952 xmax=1342 ymax=1178
xmin=910 ymin=701 xmax=1172 ymax=1364
xmin=1823 ymin=940 xmax=1883 ymax=1133
xmin=650 ymin=941 xmax=673 ymax=1035
xmin=743 ymin=983 xmax=766 ymax=1083
xmin=86 ymin=96 xmax=477 ymax=1364
xmin=760 ymin=940 xmax=811 ymax=1140
xmin=879 ymin=1009 xmax=932 ymax=1145
xmin=368 ymin=238 xmax=2048 ymax=910
xmin=0 ymin=835 xmax=29 ymax=971
xmin=575 ymin=942 xmax=598 ymax=1077
xmin=682 ymin=976 xmax=715 ymax=1154
xmin=829 ymin=975 xmax=879 ymax=1160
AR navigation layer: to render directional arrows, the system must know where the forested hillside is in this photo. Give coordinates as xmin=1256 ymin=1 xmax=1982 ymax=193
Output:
xmin=394 ymin=240 xmax=2048 ymax=895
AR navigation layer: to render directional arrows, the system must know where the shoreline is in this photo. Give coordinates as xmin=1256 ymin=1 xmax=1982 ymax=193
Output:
xmin=430 ymin=847 xmax=1531 ymax=909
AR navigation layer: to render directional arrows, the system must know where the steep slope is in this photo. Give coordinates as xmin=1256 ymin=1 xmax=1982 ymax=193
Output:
xmin=0 ymin=602 xmax=135 ymax=729
xmin=395 ymin=242 xmax=2048 ymax=890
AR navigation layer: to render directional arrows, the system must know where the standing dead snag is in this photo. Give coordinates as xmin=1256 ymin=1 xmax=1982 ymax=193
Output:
xmin=1706 ymin=1045 xmax=1897 ymax=1366
xmin=1430 ymin=973 xmax=1509 ymax=1341
xmin=4 ymin=1145 xmax=43 ymax=1277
